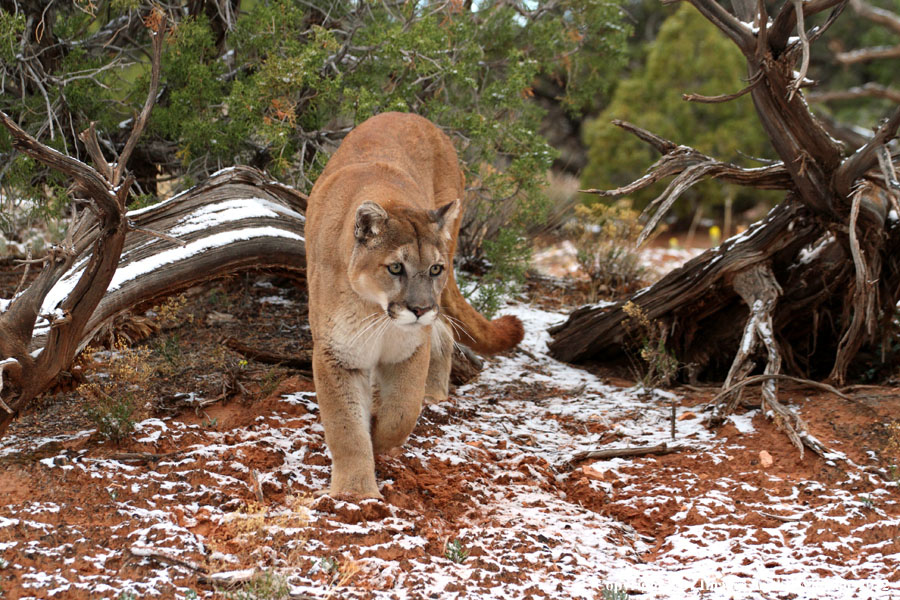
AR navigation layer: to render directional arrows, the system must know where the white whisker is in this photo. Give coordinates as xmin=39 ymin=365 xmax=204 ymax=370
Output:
xmin=347 ymin=313 xmax=386 ymax=347
xmin=441 ymin=312 xmax=476 ymax=343
xmin=366 ymin=316 xmax=392 ymax=348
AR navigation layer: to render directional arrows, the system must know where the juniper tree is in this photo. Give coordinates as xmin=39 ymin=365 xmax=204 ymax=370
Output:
xmin=0 ymin=0 xmax=629 ymax=301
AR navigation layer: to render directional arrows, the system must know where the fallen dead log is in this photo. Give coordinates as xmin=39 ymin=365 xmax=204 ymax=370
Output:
xmin=549 ymin=0 xmax=900 ymax=458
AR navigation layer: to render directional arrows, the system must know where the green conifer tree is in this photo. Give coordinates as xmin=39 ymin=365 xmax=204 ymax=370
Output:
xmin=582 ymin=3 xmax=776 ymax=220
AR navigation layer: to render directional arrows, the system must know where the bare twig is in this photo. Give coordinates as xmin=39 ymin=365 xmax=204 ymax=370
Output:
xmin=222 ymin=337 xmax=312 ymax=372
xmin=836 ymin=44 xmax=900 ymax=64
xmin=567 ymin=442 xmax=684 ymax=466
xmin=581 ymin=122 xmax=792 ymax=247
xmin=683 ymin=0 xmax=755 ymax=54
xmin=835 ymin=106 xmax=900 ymax=197
xmin=129 ymin=545 xmax=207 ymax=574
xmin=108 ymin=451 xmax=186 ymax=463
xmin=13 ymin=248 xmax=33 ymax=297
xmin=757 ymin=511 xmax=803 ymax=522
xmin=712 ymin=373 xmax=852 ymax=404
xmin=849 ymin=0 xmax=900 ymax=32
xmin=78 ymin=122 xmax=113 ymax=181
xmin=112 ymin=9 xmax=166 ymax=186
xmin=251 ymin=469 xmax=265 ymax=503
xmin=807 ymin=82 xmax=900 ymax=104
xmin=787 ymin=0 xmax=811 ymax=100
xmin=830 ymin=182 xmax=880 ymax=384
xmin=683 ymin=73 xmax=762 ymax=104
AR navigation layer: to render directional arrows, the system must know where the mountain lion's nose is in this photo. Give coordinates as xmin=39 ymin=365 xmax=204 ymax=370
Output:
xmin=408 ymin=305 xmax=432 ymax=318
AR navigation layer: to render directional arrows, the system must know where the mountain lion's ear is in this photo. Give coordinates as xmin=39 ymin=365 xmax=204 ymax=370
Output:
xmin=429 ymin=199 xmax=460 ymax=233
xmin=355 ymin=201 xmax=388 ymax=241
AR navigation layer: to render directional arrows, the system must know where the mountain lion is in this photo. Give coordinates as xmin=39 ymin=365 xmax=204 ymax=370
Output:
xmin=306 ymin=112 xmax=524 ymax=499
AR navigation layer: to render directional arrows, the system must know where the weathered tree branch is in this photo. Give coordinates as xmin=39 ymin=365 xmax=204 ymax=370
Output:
xmin=836 ymin=44 xmax=900 ymax=64
xmin=834 ymin=106 xmax=900 ymax=198
xmin=581 ymin=121 xmax=794 ymax=246
xmin=849 ymin=0 xmax=900 ymax=34
xmin=807 ymin=83 xmax=900 ymax=104
xmin=0 ymin=13 xmax=171 ymax=437
xmin=551 ymin=0 xmax=900 ymax=458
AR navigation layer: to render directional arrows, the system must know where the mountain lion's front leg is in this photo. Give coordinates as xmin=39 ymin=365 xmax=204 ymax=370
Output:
xmin=424 ymin=318 xmax=453 ymax=403
xmin=372 ymin=342 xmax=430 ymax=454
xmin=313 ymin=347 xmax=381 ymax=499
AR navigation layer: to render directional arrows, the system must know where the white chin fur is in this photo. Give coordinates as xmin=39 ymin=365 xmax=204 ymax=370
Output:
xmin=417 ymin=310 xmax=437 ymax=326
xmin=394 ymin=309 xmax=437 ymax=326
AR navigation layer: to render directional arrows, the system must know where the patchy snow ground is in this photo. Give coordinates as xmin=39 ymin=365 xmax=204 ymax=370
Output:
xmin=1 ymin=304 xmax=899 ymax=599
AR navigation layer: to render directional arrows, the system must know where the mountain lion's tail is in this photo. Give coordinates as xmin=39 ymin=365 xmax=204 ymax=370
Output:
xmin=440 ymin=274 xmax=524 ymax=355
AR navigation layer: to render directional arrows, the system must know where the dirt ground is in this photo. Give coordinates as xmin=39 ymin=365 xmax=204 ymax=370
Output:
xmin=1 ymin=262 xmax=899 ymax=599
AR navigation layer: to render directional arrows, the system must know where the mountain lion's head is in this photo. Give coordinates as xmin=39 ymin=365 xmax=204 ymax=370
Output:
xmin=348 ymin=199 xmax=460 ymax=326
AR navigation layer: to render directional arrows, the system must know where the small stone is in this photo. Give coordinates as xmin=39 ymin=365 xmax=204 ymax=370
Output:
xmin=759 ymin=450 xmax=774 ymax=468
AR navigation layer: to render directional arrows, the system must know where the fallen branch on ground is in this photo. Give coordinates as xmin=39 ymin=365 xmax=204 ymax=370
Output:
xmin=222 ymin=337 xmax=313 ymax=372
xmin=108 ymin=451 xmax=186 ymax=464
xmin=757 ymin=511 xmax=804 ymax=522
xmin=129 ymin=545 xmax=206 ymax=574
xmin=566 ymin=442 xmax=684 ymax=466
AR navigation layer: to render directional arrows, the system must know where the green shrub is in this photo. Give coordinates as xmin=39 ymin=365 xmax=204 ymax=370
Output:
xmin=0 ymin=1 xmax=629 ymax=284
xmin=569 ymin=200 xmax=649 ymax=301
xmin=582 ymin=4 xmax=779 ymax=219
xmin=444 ymin=539 xmax=469 ymax=564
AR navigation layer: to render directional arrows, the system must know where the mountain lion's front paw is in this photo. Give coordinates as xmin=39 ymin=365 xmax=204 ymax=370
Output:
xmin=323 ymin=471 xmax=384 ymax=501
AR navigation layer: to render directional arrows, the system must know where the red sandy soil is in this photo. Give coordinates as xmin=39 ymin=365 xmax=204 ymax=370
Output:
xmin=0 ymin=269 xmax=898 ymax=599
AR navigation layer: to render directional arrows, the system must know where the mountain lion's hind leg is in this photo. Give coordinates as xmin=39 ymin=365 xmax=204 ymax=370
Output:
xmin=313 ymin=347 xmax=382 ymax=499
xmin=372 ymin=343 xmax=430 ymax=454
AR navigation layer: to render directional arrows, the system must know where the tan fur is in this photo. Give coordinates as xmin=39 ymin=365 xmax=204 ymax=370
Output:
xmin=306 ymin=112 xmax=524 ymax=499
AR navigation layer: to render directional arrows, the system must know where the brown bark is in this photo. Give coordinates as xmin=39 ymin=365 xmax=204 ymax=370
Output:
xmin=0 ymin=12 xmax=310 ymax=437
xmin=549 ymin=0 xmax=900 ymax=452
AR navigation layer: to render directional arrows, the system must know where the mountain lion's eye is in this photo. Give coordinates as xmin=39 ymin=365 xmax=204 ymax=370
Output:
xmin=429 ymin=264 xmax=444 ymax=276
xmin=387 ymin=262 xmax=404 ymax=275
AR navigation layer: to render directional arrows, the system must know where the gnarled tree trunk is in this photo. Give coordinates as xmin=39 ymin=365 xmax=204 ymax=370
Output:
xmin=549 ymin=0 xmax=900 ymax=456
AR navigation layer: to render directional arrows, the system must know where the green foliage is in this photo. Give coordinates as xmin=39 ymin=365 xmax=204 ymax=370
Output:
xmin=569 ymin=200 xmax=648 ymax=300
xmin=223 ymin=570 xmax=290 ymax=600
xmin=84 ymin=391 xmax=140 ymax=443
xmin=622 ymin=301 xmax=679 ymax=387
xmin=151 ymin=16 xmax=229 ymax=169
xmin=1 ymin=1 xmax=630 ymax=285
xmin=460 ymin=226 xmax=531 ymax=318
xmin=0 ymin=10 xmax=24 ymax=63
xmin=601 ymin=584 xmax=630 ymax=600
xmin=444 ymin=539 xmax=469 ymax=564
xmin=582 ymin=4 xmax=777 ymax=218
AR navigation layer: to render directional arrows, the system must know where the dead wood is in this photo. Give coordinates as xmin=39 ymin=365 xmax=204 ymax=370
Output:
xmin=0 ymin=13 xmax=169 ymax=437
xmin=757 ymin=511 xmax=804 ymax=522
xmin=550 ymin=0 xmax=900 ymax=457
xmin=128 ymin=545 xmax=207 ymax=574
xmin=450 ymin=344 xmax=485 ymax=386
xmin=108 ymin=451 xmax=186 ymax=464
xmin=0 ymin=9 xmax=309 ymax=439
xmin=223 ymin=337 xmax=313 ymax=373
xmin=567 ymin=442 xmax=684 ymax=466
xmin=251 ymin=469 xmax=265 ymax=503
